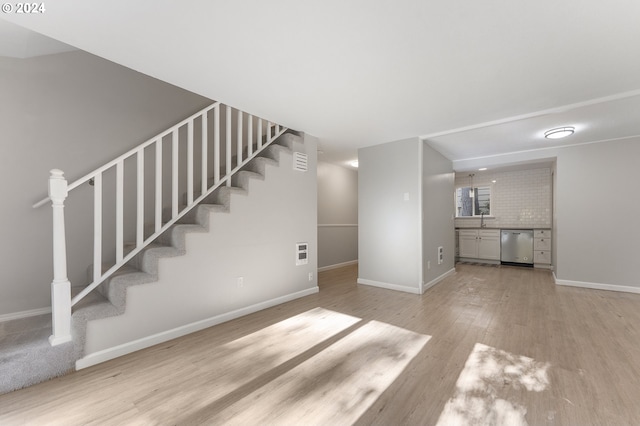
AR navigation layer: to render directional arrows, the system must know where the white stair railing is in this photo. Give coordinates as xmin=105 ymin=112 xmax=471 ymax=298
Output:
xmin=33 ymin=102 xmax=287 ymax=345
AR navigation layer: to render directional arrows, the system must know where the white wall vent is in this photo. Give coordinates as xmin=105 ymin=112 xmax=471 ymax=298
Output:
xmin=293 ymin=152 xmax=308 ymax=172
xmin=296 ymin=242 xmax=309 ymax=266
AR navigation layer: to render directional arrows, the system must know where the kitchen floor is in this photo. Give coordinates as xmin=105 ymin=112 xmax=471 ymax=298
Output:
xmin=0 ymin=263 xmax=639 ymax=425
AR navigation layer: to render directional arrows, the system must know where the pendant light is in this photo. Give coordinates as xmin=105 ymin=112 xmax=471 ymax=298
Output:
xmin=469 ymin=173 xmax=475 ymax=198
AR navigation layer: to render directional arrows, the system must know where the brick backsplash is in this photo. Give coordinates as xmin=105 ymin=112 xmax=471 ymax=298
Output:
xmin=455 ymin=167 xmax=552 ymax=229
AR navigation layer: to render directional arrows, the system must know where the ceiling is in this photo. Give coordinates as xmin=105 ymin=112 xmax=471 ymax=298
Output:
xmin=3 ymin=1 xmax=640 ymax=170
xmin=0 ymin=19 xmax=75 ymax=58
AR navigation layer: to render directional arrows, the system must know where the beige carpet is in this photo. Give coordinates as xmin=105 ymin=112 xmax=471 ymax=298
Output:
xmin=0 ymin=314 xmax=75 ymax=395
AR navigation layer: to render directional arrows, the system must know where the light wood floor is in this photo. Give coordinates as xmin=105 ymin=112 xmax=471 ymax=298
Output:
xmin=1 ymin=264 xmax=639 ymax=425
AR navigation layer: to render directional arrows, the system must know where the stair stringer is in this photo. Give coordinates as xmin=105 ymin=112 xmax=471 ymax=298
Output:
xmin=76 ymin=134 xmax=318 ymax=369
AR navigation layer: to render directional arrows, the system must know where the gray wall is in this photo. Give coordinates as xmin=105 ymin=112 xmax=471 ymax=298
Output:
xmin=555 ymin=138 xmax=640 ymax=289
xmin=422 ymin=142 xmax=455 ymax=285
xmin=317 ymin=161 xmax=358 ymax=270
xmin=0 ymin=50 xmax=211 ymax=317
xmin=358 ymin=138 xmax=422 ymax=292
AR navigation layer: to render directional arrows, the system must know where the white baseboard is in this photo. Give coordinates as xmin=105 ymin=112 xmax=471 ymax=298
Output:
xmin=554 ymin=273 xmax=640 ymax=294
xmin=318 ymin=260 xmax=358 ymax=272
xmin=422 ymin=268 xmax=456 ymax=294
xmin=76 ymin=286 xmax=319 ymax=370
xmin=0 ymin=307 xmax=51 ymax=323
xmin=457 ymin=257 xmax=500 ymax=265
xmin=357 ymin=278 xmax=421 ymax=295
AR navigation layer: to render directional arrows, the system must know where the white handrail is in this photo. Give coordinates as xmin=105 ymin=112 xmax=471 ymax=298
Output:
xmin=37 ymin=101 xmax=288 ymax=345
xmin=32 ymin=102 xmax=221 ymax=208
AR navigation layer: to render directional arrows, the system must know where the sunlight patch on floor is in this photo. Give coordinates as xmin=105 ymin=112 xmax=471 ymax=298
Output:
xmin=222 ymin=307 xmax=362 ymax=362
xmin=211 ymin=320 xmax=431 ymax=425
xmin=437 ymin=343 xmax=550 ymax=426
xmin=134 ymin=307 xmax=362 ymax=420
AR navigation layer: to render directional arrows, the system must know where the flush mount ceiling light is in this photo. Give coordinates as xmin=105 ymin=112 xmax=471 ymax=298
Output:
xmin=544 ymin=126 xmax=575 ymax=139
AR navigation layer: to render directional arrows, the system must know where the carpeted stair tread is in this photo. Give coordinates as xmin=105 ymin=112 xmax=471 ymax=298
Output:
xmin=175 ymin=204 xmax=228 ymax=228
xmin=159 ymin=223 xmax=207 ymax=250
xmin=276 ymin=132 xmax=302 ymax=150
xmin=0 ymin=314 xmax=75 ymax=395
xmin=232 ymin=170 xmax=265 ymax=190
xmin=126 ymin=242 xmax=181 ymax=275
xmin=243 ymin=156 xmax=279 ymax=176
xmin=260 ymin=144 xmax=292 ymax=163
xmin=203 ymin=186 xmax=247 ymax=207
xmin=99 ymin=270 xmax=157 ymax=310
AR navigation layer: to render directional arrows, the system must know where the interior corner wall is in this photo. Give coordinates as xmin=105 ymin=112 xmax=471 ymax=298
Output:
xmin=304 ymin=134 xmax=320 ymax=274
xmin=0 ymin=50 xmax=211 ymax=317
xmin=317 ymin=161 xmax=358 ymax=270
xmin=555 ymin=138 xmax=640 ymax=290
xmin=551 ymin=161 xmax=558 ymax=270
xmin=422 ymin=142 xmax=455 ymax=286
xmin=358 ymin=138 xmax=422 ymax=292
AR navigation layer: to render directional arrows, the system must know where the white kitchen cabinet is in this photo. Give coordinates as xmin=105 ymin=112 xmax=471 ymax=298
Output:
xmin=459 ymin=230 xmax=479 ymax=258
xmin=533 ymin=250 xmax=551 ymax=264
xmin=478 ymin=230 xmax=500 ymax=260
xmin=534 ymin=229 xmax=551 ymax=238
xmin=458 ymin=229 xmax=500 ymax=261
xmin=534 ymin=229 xmax=552 ymax=267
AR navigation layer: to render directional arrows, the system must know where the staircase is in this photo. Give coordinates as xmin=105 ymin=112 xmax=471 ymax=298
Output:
xmin=22 ymin=103 xmax=317 ymax=384
xmin=72 ymin=135 xmax=309 ymax=367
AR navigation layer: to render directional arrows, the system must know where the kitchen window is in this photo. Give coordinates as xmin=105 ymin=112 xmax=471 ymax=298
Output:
xmin=455 ymin=186 xmax=491 ymax=217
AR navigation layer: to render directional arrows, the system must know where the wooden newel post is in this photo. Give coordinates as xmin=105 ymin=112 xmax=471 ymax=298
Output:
xmin=48 ymin=169 xmax=73 ymax=346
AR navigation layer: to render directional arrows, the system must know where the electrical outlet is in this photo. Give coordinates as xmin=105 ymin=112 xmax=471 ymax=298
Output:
xmin=308 ymin=272 xmax=313 ymax=281
xmin=427 ymin=260 xmax=431 ymax=270
xmin=237 ymin=277 xmax=244 ymax=288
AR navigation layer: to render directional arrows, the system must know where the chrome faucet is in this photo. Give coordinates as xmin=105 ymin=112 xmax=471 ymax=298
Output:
xmin=480 ymin=212 xmax=486 ymax=228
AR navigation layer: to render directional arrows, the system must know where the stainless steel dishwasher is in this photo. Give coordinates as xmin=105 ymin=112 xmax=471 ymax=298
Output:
xmin=500 ymin=229 xmax=534 ymax=266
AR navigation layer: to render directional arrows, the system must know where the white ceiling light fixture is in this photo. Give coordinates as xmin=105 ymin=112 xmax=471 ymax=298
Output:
xmin=478 ymin=167 xmax=487 ymax=171
xmin=544 ymin=126 xmax=575 ymax=139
